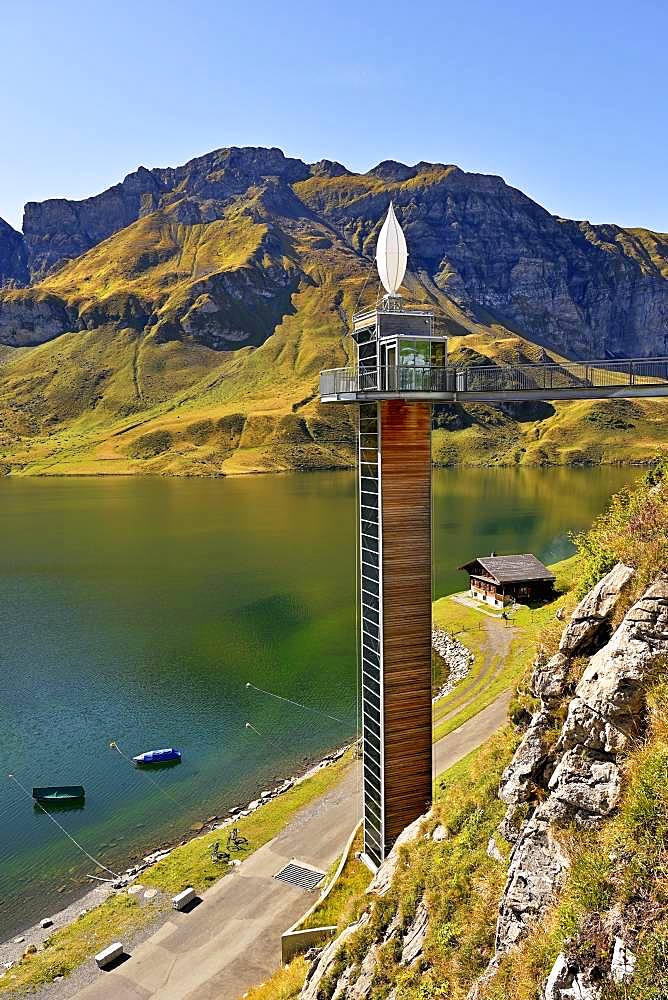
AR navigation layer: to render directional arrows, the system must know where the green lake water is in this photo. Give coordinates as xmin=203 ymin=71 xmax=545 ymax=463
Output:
xmin=0 ymin=466 xmax=638 ymax=938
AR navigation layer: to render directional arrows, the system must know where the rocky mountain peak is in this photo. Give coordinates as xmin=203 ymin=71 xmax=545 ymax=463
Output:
xmin=3 ymin=141 xmax=668 ymax=373
xmin=366 ymin=159 xmax=419 ymax=182
xmin=21 ymin=145 xmax=312 ymax=279
xmin=309 ymin=159 xmax=351 ymax=178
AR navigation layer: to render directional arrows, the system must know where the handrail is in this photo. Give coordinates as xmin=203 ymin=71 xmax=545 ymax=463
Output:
xmin=319 ymin=358 xmax=668 ymax=398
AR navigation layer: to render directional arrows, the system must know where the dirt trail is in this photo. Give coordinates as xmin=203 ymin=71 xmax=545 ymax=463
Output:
xmin=438 ymin=616 xmax=516 ymax=723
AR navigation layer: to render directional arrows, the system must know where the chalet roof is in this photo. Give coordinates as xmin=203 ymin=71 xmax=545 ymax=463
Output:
xmin=458 ymin=554 xmax=555 ymax=585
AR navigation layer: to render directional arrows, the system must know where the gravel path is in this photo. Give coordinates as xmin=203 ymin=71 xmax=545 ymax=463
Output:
xmin=437 ymin=616 xmax=517 ymax=723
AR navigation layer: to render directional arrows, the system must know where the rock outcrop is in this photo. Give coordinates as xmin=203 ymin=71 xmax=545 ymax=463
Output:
xmin=494 ymin=568 xmax=668 ymax=956
xmin=558 ymin=562 xmax=635 ymax=655
xmin=486 ymin=569 xmax=668 ymax=997
xmin=543 ymin=932 xmax=637 ymax=1000
xmin=0 ymin=291 xmax=75 ymax=347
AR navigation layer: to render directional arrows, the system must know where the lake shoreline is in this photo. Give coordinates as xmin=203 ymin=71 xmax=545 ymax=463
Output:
xmin=0 ymin=741 xmax=354 ymax=971
xmin=1 ymin=455 xmax=656 ymax=480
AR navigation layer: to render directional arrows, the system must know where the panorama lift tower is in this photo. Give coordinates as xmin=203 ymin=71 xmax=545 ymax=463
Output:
xmin=320 ymin=204 xmax=668 ymax=871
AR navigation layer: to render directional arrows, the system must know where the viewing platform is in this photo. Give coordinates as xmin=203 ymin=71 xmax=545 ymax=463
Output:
xmin=319 ymin=357 xmax=668 ymax=404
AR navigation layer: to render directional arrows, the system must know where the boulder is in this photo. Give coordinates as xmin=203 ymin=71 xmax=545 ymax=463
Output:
xmin=498 ymin=803 xmax=531 ymax=846
xmin=610 ymin=936 xmax=636 ymax=983
xmin=496 ymin=808 xmax=569 ymax=952
xmin=544 ymin=953 xmax=572 ymax=999
xmin=400 ymin=899 xmax=429 ymax=965
xmin=532 ymin=652 xmax=570 ymax=707
xmin=559 ymin=563 xmax=635 ymax=654
xmin=499 ymin=709 xmax=553 ymax=804
xmin=543 ymin=953 xmax=601 ymax=1000
xmin=559 ymin=573 xmax=668 ymax=754
xmin=350 ymin=945 xmax=380 ymax=997
xmin=544 ymin=748 xmax=622 ymax=826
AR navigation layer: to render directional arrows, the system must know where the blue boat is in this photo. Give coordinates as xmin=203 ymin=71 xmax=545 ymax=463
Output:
xmin=133 ymin=748 xmax=182 ymax=766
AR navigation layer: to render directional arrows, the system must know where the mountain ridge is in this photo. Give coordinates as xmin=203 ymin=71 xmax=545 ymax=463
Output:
xmin=0 ymin=145 xmax=667 ymax=477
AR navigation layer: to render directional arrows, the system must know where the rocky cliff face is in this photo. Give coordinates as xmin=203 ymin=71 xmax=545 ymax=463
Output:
xmin=299 ymin=564 xmax=668 ymax=1000
xmin=22 ymin=147 xmax=310 ymax=279
xmin=301 ymin=166 xmax=668 ymax=360
xmin=6 ymin=145 xmax=668 ymax=358
xmin=485 ymin=567 xmax=668 ymax=998
xmin=0 ymin=218 xmax=28 ymax=287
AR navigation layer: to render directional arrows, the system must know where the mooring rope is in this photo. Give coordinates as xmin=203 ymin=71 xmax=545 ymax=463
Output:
xmin=244 ymin=720 xmax=308 ymax=755
xmin=7 ymin=773 xmax=120 ymax=880
xmin=245 ymin=682 xmax=346 ymax=726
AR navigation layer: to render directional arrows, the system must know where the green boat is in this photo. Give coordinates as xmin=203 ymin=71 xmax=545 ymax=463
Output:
xmin=32 ymin=785 xmax=85 ymax=805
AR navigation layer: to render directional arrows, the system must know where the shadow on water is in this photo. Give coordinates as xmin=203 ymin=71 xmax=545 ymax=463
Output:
xmin=133 ymin=759 xmax=182 ymax=772
xmin=33 ymin=801 xmax=86 ymax=815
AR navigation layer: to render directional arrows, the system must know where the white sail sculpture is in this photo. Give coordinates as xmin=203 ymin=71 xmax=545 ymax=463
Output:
xmin=376 ymin=202 xmax=408 ymax=297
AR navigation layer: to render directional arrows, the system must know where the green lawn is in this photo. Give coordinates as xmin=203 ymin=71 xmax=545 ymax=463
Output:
xmin=140 ymin=751 xmax=354 ymax=896
xmin=0 ymin=895 xmax=162 ymax=994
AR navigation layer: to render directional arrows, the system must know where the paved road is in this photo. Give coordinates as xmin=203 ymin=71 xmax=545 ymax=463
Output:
xmin=71 ymin=693 xmax=510 ymax=1000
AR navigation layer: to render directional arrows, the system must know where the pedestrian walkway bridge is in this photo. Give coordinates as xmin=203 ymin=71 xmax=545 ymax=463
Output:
xmin=319 ymin=357 xmax=668 ymax=404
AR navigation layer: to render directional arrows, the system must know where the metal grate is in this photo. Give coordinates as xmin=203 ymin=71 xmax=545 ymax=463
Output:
xmin=274 ymin=862 xmax=325 ymax=890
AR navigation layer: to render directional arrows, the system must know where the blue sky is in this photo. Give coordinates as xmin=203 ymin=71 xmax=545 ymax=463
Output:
xmin=1 ymin=0 xmax=666 ymax=231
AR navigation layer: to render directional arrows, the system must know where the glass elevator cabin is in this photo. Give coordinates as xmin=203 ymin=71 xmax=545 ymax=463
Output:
xmin=352 ymin=299 xmax=448 ymax=394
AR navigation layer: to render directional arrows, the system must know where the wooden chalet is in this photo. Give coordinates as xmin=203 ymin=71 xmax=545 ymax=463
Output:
xmin=459 ymin=553 xmax=555 ymax=608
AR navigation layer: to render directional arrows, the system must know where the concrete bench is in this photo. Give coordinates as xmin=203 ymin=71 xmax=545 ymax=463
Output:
xmin=172 ymin=887 xmax=196 ymax=911
xmin=95 ymin=942 xmax=123 ymax=969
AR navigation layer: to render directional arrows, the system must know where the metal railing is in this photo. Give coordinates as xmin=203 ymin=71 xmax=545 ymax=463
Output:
xmin=319 ymin=358 xmax=668 ymax=398
xmin=320 ymin=366 xmax=456 ymax=395
xmin=456 ymin=358 xmax=668 ymax=394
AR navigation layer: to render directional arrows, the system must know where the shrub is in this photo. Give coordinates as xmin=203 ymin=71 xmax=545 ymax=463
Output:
xmin=128 ymin=429 xmax=173 ymax=459
xmin=571 ymin=457 xmax=668 ymax=597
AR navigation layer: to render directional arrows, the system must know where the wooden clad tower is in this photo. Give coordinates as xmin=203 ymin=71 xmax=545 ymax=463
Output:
xmin=352 ymin=205 xmax=447 ymax=869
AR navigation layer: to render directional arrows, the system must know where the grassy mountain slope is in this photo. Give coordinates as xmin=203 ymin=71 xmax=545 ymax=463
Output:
xmin=1 ymin=149 xmax=667 ymax=476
